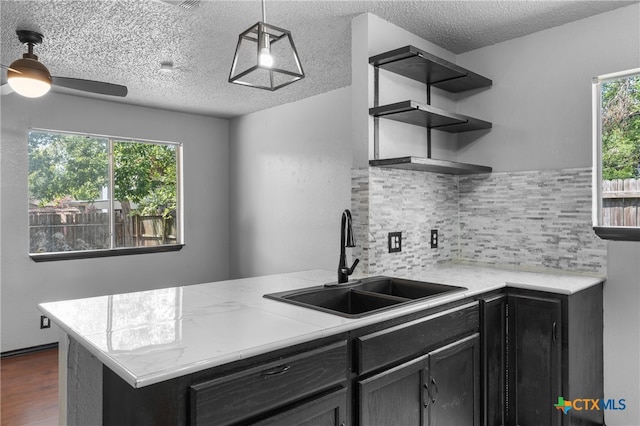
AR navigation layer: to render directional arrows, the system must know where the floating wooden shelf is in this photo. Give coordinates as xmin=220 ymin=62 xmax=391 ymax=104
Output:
xmin=369 ymin=45 xmax=492 ymax=93
xmin=369 ymin=100 xmax=492 ymax=133
xmin=369 ymin=157 xmax=492 ymax=175
xmin=370 ymin=45 xmax=493 ymax=174
xmin=369 ymin=46 xmax=493 ymax=93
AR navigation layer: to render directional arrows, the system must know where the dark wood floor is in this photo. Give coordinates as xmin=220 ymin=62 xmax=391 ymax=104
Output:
xmin=1 ymin=348 xmax=59 ymax=425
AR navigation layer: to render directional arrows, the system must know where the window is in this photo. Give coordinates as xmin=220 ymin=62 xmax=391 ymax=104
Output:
xmin=592 ymin=69 xmax=640 ymax=240
xmin=28 ymin=130 xmax=183 ymax=260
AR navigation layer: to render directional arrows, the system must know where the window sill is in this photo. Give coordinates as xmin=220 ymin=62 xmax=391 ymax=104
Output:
xmin=593 ymin=227 xmax=640 ymax=242
xmin=29 ymin=244 xmax=184 ymax=262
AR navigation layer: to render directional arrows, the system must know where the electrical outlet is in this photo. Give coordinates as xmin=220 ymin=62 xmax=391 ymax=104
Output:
xmin=430 ymin=229 xmax=438 ymax=249
xmin=40 ymin=315 xmax=50 ymax=329
xmin=388 ymin=232 xmax=402 ymax=253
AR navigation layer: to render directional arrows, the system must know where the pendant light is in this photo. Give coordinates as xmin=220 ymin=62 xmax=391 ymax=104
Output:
xmin=229 ymin=0 xmax=304 ymax=91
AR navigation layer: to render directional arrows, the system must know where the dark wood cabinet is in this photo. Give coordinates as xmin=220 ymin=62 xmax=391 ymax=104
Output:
xmin=190 ymin=341 xmax=348 ymax=425
xmin=358 ymin=333 xmax=480 ymax=426
xmin=507 ymin=293 xmax=562 ymax=426
xmin=355 ymin=302 xmax=479 ymax=426
xmin=480 ymin=294 xmax=507 ymax=426
xmin=355 ymin=302 xmax=479 ymax=375
xmin=491 ymin=285 xmax=604 ymax=426
xmin=427 ymin=334 xmax=481 ymax=426
xmin=358 ymin=353 xmax=429 ymax=426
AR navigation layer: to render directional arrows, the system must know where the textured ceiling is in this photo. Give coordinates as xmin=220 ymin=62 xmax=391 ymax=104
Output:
xmin=1 ymin=0 xmax=635 ymax=118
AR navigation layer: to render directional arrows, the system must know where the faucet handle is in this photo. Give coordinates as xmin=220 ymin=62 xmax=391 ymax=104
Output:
xmin=347 ymin=258 xmax=360 ymax=276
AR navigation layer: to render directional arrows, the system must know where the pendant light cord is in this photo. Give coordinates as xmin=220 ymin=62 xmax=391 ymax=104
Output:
xmin=262 ymin=0 xmax=266 ymax=23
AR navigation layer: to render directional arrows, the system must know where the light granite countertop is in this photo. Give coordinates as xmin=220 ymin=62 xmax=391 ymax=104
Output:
xmin=38 ymin=263 xmax=604 ymax=388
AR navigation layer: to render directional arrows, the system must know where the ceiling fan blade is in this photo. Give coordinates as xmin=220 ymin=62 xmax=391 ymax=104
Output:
xmin=51 ymin=76 xmax=128 ymax=97
xmin=1 ymin=83 xmax=14 ymax=95
xmin=1 ymin=64 xmax=22 ymax=74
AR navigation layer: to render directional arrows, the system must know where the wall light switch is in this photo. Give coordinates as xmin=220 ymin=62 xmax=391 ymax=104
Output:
xmin=388 ymin=232 xmax=402 ymax=253
xmin=431 ymin=229 xmax=438 ymax=249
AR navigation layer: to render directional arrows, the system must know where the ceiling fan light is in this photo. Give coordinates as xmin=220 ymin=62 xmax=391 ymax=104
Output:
xmin=7 ymin=57 xmax=52 ymax=98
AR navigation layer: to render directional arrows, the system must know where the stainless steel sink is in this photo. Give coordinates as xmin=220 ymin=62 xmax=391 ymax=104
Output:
xmin=264 ymin=276 xmax=466 ymax=318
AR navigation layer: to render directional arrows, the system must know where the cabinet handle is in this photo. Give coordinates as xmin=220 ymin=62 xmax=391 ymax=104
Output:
xmin=552 ymin=322 xmax=557 ymax=343
xmin=261 ymin=364 xmax=291 ymax=376
xmin=423 ymin=382 xmax=431 ymax=407
xmin=431 ymin=378 xmax=438 ymax=403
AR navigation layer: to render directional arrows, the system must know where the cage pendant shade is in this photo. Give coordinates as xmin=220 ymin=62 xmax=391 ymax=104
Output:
xmin=229 ymin=21 xmax=304 ymax=91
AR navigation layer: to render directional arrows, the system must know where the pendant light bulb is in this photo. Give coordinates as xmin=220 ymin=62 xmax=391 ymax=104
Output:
xmin=258 ymin=31 xmax=273 ymax=68
xmin=259 ymin=48 xmax=273 ymax=68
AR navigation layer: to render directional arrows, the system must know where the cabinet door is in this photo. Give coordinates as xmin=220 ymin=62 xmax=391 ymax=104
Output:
xmin=252 ymin=387 xmax=348 ymax=426
xmin=426 ymin=334 xmax=480 ymax=426
xmin=358 ymin=354 xmax=429 ymax=426
xmin=508 ymin=294 xmax=562 ymax=426
xmin=481 ymin=295 xmax=507 ymax=426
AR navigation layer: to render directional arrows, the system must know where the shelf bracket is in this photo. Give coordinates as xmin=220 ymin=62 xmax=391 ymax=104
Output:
xmin=426 ymin=83 xmax=431 ymax=159
xmin=374 ymin=65 xmax=380 ymax=160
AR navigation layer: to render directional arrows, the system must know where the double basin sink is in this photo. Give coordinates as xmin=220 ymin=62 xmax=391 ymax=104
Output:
xmin=264 ymin=276 xmax=466 ymax=318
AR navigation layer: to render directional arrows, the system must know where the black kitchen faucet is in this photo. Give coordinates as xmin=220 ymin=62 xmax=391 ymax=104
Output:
xmin=337 ymin=209 xmax=359 ymax=284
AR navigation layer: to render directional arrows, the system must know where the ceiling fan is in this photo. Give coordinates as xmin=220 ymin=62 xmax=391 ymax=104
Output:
xmin=1 ymin=30 xmax=127 ymax=98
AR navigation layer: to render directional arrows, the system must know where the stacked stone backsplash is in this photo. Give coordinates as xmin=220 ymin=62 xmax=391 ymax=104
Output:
xmin=351 ymin=167 xmax=459 ymax=276
xmin=352 ymin=167 xmax=607 ymax=276
xmin=458 ymin=168 xmax=606 ymax=274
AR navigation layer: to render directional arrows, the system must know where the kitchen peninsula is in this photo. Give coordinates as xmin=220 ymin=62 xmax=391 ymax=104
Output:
xmin=40 ymin=264 xmax=605 ymax=426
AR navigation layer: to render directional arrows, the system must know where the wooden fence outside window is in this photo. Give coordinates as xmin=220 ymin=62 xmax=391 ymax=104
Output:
xmin=602 ymin=178 xmax=640 ymax=227
xmin=29 ymin=210 xmax=176 ymax=253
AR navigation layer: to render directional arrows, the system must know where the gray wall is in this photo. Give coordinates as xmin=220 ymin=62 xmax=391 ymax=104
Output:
xmin=229 ymin=88 xmax=352 ymax=278
xmin=456 ymin=5 xmax=640 ymax=173
xmin=606 ymin=242 xmax=640 ymax=425
xmin=1 ymin=92 xmax=230 ymax=352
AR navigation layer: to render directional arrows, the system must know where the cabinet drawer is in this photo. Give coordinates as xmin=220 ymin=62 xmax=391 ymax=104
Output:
xmin=356 ymin=302 xmax=478 ymax=374
xmin=252 ymin=387 xmax=348 ymax=426
xmin=190 ymin=340 xmax=348 ymax=426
